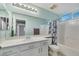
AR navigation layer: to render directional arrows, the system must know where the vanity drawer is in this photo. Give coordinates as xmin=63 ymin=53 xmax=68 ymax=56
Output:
xmin=16 ymin=41 xmax=47 ymax=52
xmin=16 ymin=45 xmax=30 ymax=52
xmin=16 ymin=43 xmax=40 ymax=52
xmin=40 ymin=41 xmax=48 ymax=46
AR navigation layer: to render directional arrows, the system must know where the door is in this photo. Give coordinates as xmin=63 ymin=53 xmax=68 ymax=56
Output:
xmin=41 ymin=45 xmax=48 ymax=56
xmin=17 ymin=24 xmax=25 ymax=36
xmin=16 ymin=20 xmax=25 ymax=36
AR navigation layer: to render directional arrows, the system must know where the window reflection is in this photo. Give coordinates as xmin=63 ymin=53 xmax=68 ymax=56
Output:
xmin=0 ymin=17 xmax=9 ymax=40
xmin=60 ymin=12 xmax=79 ymax=22
xmin=0 ymin=17 xmax=9 ymax=30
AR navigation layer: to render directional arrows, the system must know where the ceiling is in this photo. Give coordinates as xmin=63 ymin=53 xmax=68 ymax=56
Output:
xmin=33 ymin=3 xmax=79 ymax=15
xmin=0 ymin=3 xmax=79 ymax=16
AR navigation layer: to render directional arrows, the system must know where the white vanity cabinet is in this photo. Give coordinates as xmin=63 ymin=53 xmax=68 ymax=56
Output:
xmin=0 ymin=46 xmax=20 ymax=56
xmin=0 ymin=40 xmax=48 ymax=56
xmin=20 ymin=45 xmax=48 ymax=56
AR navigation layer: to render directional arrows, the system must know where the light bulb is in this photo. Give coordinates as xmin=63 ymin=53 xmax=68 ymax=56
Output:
xmin=34 ymin=9 xmax=37 ymax=12
xmin=19 ymin=3 xmax=22 ymax=6
xmin=24 ymin=5 xmax=27 ymax=7
xmin=27 ymin=6 xmax=30 ymax=8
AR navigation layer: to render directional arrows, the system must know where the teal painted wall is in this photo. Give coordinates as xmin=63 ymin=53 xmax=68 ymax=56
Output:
xmin=0 ymin=10 xmax=8 ymax=17
xmin=25 ymin=15 xmax=48 ymax=35
xmin=0 ymin=4 xmax=58 ymax=39
xmin=13 ymin=13 xmax=49 ymax=35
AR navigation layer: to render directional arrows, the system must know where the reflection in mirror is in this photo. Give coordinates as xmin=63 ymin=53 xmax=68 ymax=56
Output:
xmin=15 ymin=19 xmax=26 ymax=39
xmin=0 ymin=17 xmax=9 ymax=40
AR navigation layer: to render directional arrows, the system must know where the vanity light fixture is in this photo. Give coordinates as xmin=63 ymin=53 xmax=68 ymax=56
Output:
xmin=12 ymin=3 xmax=38 ymax=13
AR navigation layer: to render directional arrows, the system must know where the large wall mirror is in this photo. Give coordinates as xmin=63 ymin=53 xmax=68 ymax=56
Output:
xmin=0 ymin=17 xmax=9 ymax=40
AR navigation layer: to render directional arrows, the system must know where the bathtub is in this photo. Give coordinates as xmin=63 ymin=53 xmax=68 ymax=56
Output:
xmin=49 ymin=43 xmax=79 ymax=56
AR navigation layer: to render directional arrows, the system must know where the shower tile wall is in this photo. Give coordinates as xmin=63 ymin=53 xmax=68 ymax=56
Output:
xmin=58 ymin=19 xmax=79 ymax=50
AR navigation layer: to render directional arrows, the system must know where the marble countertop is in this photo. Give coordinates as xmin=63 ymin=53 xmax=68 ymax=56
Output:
xmin=0 ymin=35 xmax=49 ymax=48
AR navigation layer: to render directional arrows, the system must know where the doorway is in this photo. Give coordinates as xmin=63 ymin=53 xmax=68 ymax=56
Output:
xmin=16 ymin=20 xmax=25 ymax=36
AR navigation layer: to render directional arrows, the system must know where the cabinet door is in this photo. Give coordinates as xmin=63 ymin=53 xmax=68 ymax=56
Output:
xmin=32 ymin=45 xmax=48 ymax=56
xmin=40 ymin=45 xmax=48 ymax=56
xmin=32 ymin=47 xmax=41 ymax=56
